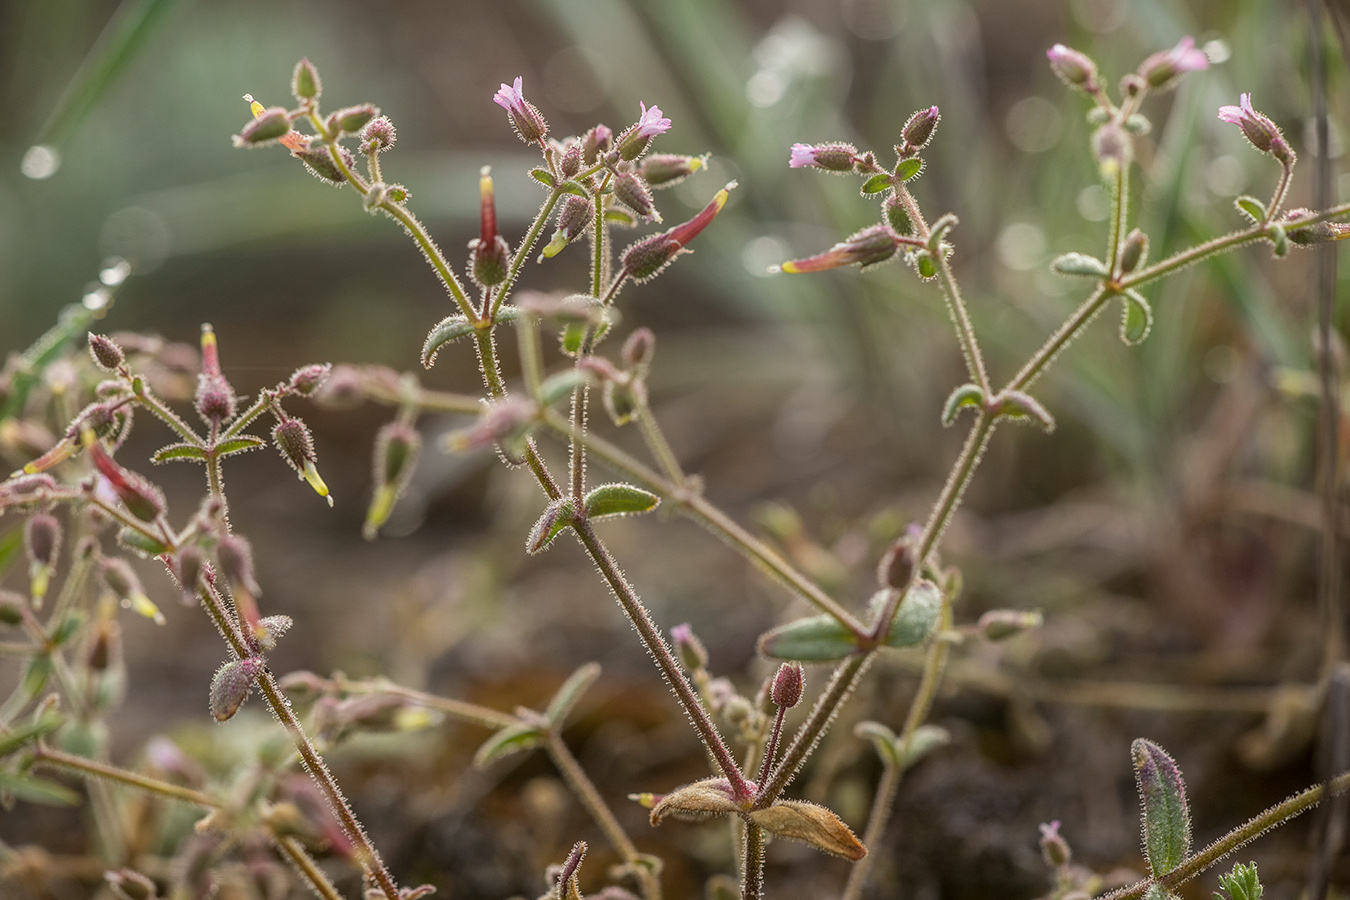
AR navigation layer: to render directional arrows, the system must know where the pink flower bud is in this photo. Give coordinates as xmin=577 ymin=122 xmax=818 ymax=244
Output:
xmin=788 ymin=142 xmax=858 ymax=172
xmin=210 ymin=656 xmax=265 ymax=722
xmin=328 ymin=104 xmax=379 ymax=136
xmin=771 ymin=662 xmax=804 ymax=709
xmin=613 ymin=171 xmax=659 ymax=222
xmin=779 ymin=223 xmax=902 ymax=274
xmin=1282 ymin=209 xmax=1350 ymax=245
xmin=1218 ymin=93 xmax=1294 ymax=165
xmin=616 ymin=102 xmax=671 ymax=161
xmin=1039 ymin=820 xmax=1072 ymax=868
xmin=582 ymin=124 xmax=612 ymax=165
xmin=217 ymin=534 xmax=262 ymax=598
xmin=559 ymin=141 xmax=582 ymax=178
xmin=1137 ymin=36 xmax=1208 ymax=92
xmin=1046 ymin=44 xmax=1100 ymax=93
xmin=288 ymin=363 xmax=331 ymax=396
xmin=293 ymin=146 xmax=354 ymax=185
xmin=902 ymin=107 xmax=941 ymax=149
xmin=360 ymin=116 xmax=396 ymax=153
xmin=88 ymin=333 xmax=125 ymax=371
xmin=671 ymin=623 xmax=708 ymax=671
xmin=493 ymin=77 xmax=548 ymax=144
xmin=622 ymin=328 xmax=655 ymax=370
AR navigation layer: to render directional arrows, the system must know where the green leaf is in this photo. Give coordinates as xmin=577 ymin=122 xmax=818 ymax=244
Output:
xmin=1051 ymin=252 xmax=1110 ymax=278
xmin=583 ymin=483 xmax=659 ymax=519
xmin=1267 ymin=223 xmax=1289 ymax=257
xmin=50 ymin=613 xmax=82 ymax=647
xmin=422 ymin=315 xmax=476 ymax=368
xmin=0 ymin=770 xmax=81 ymax=807
xmin=1120 ymin=289 xmax=1153 ymax=346
xmin=758 ymin=615 xmax=860 ymax=662
xmin=526 ymin=499 xmax=573 ymax=555
xmin=117 ymin=526 xmax=168 ymax=557
xmin=530 ymin=168 xmax=556 ymax=188
xmin=0 ymin=712 xmax=63 ymax=759
xmin=895 ymin=158 xmax=923 ymax=182
xmin=31 ymin=0 xmax=187 ymax=152
xmin=544 ymin=662 xmax=601 ymax=726
xmin=915 ymin=253 xmax=937 ymax=280
xmin=473 ymin=722 xmax=543 ymax=768
xmin=153 ymin=443 xmax=208 ymax=464
xmin=902 ymin=724 xmax=951 ymax=767
xmin=881 ymin=580 xmax=942 ymax=648
xmin=0 ymin=526 xmax=23 ymax=580
xmin=1216 ymin=862 xmax=1263 ymax=900
xmin=603 ymin=208 xmax=636 ymax=227
xmin=559 ymin=180 xmax=590 ymax=198
xmin=941 ymin=383 xmax=984 ymax=426
xmin=494 ymin=305 xmax=524 ymax=326
xmin=21 ymin=654 xmax=53 ymax=700
xmin=216 ymin=436 xmax=264 ymax=458
xmin=538 ymin=369 xmax=591 ymax=408
xmin=1132 ymin=738 xmax=1191 ymax=876
xmin=861 ymin=174 xmax=893 ymax=195
xmin=1234 ymin=195 xmax=1267 ymax=223
xmin=993 ymin=390 xmax=1055 ymax=432
xmin=854 ymin=721 xmax=902 ymax=767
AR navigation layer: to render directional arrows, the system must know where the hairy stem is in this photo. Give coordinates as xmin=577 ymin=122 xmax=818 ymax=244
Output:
xmin=33 ymin=742 xmax=217 ymax=808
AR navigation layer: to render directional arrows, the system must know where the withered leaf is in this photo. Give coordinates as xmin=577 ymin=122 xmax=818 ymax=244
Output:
xmin=749 ymin=799 xmax=867 ymax=860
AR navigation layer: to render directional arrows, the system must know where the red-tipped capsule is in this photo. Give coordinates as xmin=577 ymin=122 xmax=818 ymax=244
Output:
xmin=619 ymin=183 xmax=733 ymax=282
xmin=86 ymin=435 xmax=166 ymax=522
xmin=471 ymin=167 xmax=510 ymax=287
xmin=195 ymin=326 xmax=236 ymax=427
xmin=778 ymin=224 xmax=902 ymax=274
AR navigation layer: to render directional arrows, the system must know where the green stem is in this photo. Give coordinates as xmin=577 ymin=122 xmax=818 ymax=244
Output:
xmin=635 ymin=402 xmax=686 ymax=485
xmin=33 ymin=742 xmax=217 ymax=808
xmin=741 ymin=821 xmax=766 ymax=900
xmin=840 ymin=758 xmax=901 ymax=900
xmin=274 ymin=834 xmax=346 ymax=900
xmin=308 ymin=675 xmax=516 ymax=730
xmin=571 ymin=519 xmax=753 ymax=800
xmin=491 ymin=189 xmax=565 ymax=319
xmin=1008 ymin=287 xmax=1110 ymax=392
xmin=1106 ymin=159 xmax=1129 ymax=276
xmin=541 ymin=410 xmax=866 ymax=635
xmin=1100 ymin=770 xmax=1350 ymax=900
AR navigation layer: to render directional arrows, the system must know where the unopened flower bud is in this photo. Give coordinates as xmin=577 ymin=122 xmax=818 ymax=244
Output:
xmin=788 ymin=142 xmax=858 ymax=172
xmin=288 ymin=363 xmax=331 ymax=396
xmin=557 ymin=141 xmax=581 ymax=178
xmin=877 ymin=527 xmax=919 ymax=588
xmin=25 ymin=512 xmax=61 ymax=569
xmin=360 ymin=115 xmax=396 ymax=153
xmin=88 ymin=333 xmax=125 ymax=371
xmin=1046 ymin=44 xmax=1100 ymax=93
xmin=778 ymin=223 xmax=901 ymax=274
xmin=329 ymin=104 xmax=379 ymax=135
xmin=977 ymin=609 xmax=1043 ymax=641
xmin=613 ymin=171 xmax=659 ymax=222
xmin=902 ymin=106 xmax=941 ymax=149
xmin=640 ymin=153 xmax=707 ymax=188
xmin=86 ymin=437 xmax=166 ymax=522
xmin=494 ymin=77 xmax=548 ymax=144
xmin=582 ymin=125 xmax=612 ymax=165
xmin=444 ymin=397 xmax=536 ymax=454
xmin=292 ymin=58 xmax=321 ymax=102
xmin=271 ymin=416 xmax=330 ymax=504
xmin=210 ymin=656 xmax=265 ymax=722
xmin=671 ymin=623 xmax=709 ymax=671
xmin=293 ymin=146 xmax=353 ymax=184
xmin=0 ymin=591 xmax=23 ymax=625
xmin=252 ymin=614 xmax=292 ymax=651
xmin=551 ymin=195 xmax=594 ymax=248
xmin=1039 ymin=820 xmax=1072 ymax=868
xmin=1137 ymin=36 xmax=1208 ymax=92
xmin=616 ymin=102 xmax=672 ymax=161
xmin=620 ymin=184 xmax=732 ymax=281
xmin=471 ymin=168 xmax=510 ymax=286
xmin=1282 ymin=209 xmax=1350 ymax=245
xmin=723 ymin=695 xmax=754 ymax=727
xmin=1119 ymin=228 xmax=1148 ymax=274
xmin=99 ymin=557 xmax=163 ymax=624
xmin=217 ymin=534 xmax=262 ymax=598
xmin=233 ymin=107 xmax=292 ymax=147
xmin=1092 ymin=123 xmax=1131 ymax=177
xmin=195 ymin=328 xmax=236 ymax=426
xmin=364 ymin=421 xmax=422 ymax=539
xmin=771 ymin=662 xmax=804 ymax=709
xmin=622 ymin=328 xmax=655 ymax=370
xmin=174 ymin=547 xmax=204 ymax=601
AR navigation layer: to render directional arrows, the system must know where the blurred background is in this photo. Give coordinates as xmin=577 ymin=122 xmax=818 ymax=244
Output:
xmin=2 ymin=0 xmax=1347 ymax=897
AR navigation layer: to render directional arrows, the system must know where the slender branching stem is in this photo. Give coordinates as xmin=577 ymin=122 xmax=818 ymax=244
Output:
xmin=634 ymin=403 xmax=685 ymax=485
xmin=491 ymin=189 xmax=565 ymax=318
xmin=741 ymin=821 xmax=766 ymax=900
xmin=1009 ymin=287 xmax=1110 ymax=392
xmin=274 ymin=835 xmax=347 ymax=900
xmin=571 ymin=518 xmax=754 ymax=799
xmin=33 ymin=742 xmax=218 ymax=808
xmin=1106 ymin=160 xmax=1129 ymax=276
xmin=304 ymin=674 xmax=517 ymax=730
xmin=840 ymin=758 xmax=901 ymax=900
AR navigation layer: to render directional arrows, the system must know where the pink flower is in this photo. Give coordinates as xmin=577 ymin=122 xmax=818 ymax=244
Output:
xmin=788 ymin=142 xmax=858 ymax=171
xmin=616 ymin=103 xmax=673 ymax=161
xmin=493 ymin=76 xmax=548 ymax=144
xmin=1046 ymin=44 xmax=1100 ymax=93
xmin=1218 ymin=93 xmax=1293 ymax=165
xmin=1138 ymin=36 xmax=1208 ymax=91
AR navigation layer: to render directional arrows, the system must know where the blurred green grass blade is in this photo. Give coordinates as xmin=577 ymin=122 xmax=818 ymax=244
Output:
xmin=33 ymin=0 xmax=187 ymax=151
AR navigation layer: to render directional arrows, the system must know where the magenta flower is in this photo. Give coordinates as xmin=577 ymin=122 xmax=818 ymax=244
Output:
xmin=616 ymin=102 xmax=673 ymax=160
xmin=493 ymin=76 xmax=547 ymax=144
xmin=1218 ymin=93 xmax=1293 ymax=165
xmin=1138 ymin=36 xmax=1208 ymax=91
xmin=1046 ymin=44 xmax=1100 ymax=93
xmin=788 ymin=142 xmax=858 ymax=172
xmin=635 ymin=102 xmax=672 ymax=138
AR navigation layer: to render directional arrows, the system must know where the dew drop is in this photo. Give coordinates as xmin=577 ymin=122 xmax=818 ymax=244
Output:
xmin=21 ymin=145 xmax=61 ymax=180
xmin=99 ymin=257 xmax=132 ymax=286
